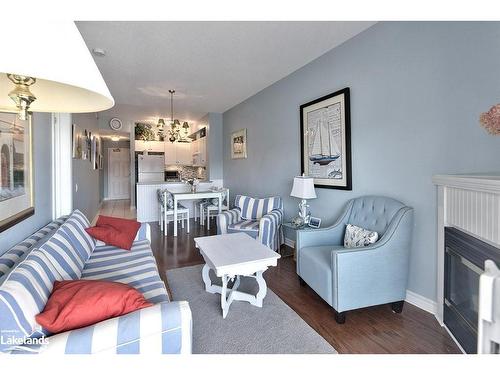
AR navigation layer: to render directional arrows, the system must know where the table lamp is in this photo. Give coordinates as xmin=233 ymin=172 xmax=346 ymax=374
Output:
xmin=290 ymin=174 xmax=317 ymax=227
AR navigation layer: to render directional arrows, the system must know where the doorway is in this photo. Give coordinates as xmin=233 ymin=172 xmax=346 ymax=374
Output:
xmin=107 ymin=147 xmax=130 ymax=200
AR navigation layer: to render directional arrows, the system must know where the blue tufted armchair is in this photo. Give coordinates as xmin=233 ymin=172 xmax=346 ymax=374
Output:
xmin=296 ymin=196 xmax=413 ymax=324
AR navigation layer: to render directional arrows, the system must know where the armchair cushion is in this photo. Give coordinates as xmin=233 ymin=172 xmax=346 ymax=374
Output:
xmin=298 ymin=246 xmax=338 ymax=306
xmin=228 ymin=220 xmax=259 ymax=239
xmin=234 ymin=195 xmax=282 ymax=220
xmin=216 ymin=208 xmax=241 ymax=235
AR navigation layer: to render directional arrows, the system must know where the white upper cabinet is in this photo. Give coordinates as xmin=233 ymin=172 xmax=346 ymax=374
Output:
xmin=192 ymin=137 xmax=207 ymax=166
xmin=135 ymin=140 xmax=164 ymax=152
xmin=164 ymin=141 xmax=177 ymax=165
xmin=164 ymin=141 xmax=193 ymax=166
xmin=177 ymin=142 xmax=192 ymax=165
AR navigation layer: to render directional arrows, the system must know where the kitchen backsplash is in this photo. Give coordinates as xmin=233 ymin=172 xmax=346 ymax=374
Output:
xmin=178 ymin=166 xmax=207 ymax=181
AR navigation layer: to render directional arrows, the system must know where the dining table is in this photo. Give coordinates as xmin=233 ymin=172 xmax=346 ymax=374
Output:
xmin=171 ymin=189 xmax=224 ymax=237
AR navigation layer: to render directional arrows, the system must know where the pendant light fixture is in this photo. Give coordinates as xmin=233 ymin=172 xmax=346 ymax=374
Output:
xmin=167 ymin=90 xmax=189 ymax=143
xmin=0 ymin=22 xmax=114 ymax=120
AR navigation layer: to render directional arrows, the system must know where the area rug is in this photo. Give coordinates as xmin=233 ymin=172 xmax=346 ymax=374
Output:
xmin=166 ymin=264 xmax=337 ymax=354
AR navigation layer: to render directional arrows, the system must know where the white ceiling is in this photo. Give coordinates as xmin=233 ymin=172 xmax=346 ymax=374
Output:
xmin=76 ymin=21 xmax=375 ymax=122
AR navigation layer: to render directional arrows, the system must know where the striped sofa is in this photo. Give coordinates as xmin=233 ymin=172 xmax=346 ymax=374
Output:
xmin=216 ymin=195 xmax=284 ymax=251
xmin=0 ymin=210 xmax=192 ymax=354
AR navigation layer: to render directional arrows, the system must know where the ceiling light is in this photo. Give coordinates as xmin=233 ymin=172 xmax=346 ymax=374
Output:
xmin=111 ymin=136 xmax=120 ymax=142
xmin=0 ymin=22 xmax=114 ymax=120
xmin=92 ymin=48 xmax=106 ymax=57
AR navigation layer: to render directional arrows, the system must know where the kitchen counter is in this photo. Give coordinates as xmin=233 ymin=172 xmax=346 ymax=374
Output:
xmin=136 ymin=180 xmax=212 ymax=186
xmin=136 ymin=179 xmax=223 ymax=222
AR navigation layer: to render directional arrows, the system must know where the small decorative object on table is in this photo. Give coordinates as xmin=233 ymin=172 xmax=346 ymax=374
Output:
xmin=184 ymin=178 xmax=200 ymax=193
xmin=308 ymin=216 xmax=321 ymax=229
xmin=290 ymin=174 xmax=317 ymax=227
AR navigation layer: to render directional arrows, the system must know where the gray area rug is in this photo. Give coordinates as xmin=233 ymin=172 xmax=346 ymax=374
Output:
xmin=166 ymin=264 xmax=336 ymax=354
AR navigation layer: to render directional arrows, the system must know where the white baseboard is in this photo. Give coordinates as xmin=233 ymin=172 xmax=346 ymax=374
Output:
xmin=405 ymin=289 xmax=438 ymax=315
xmin=284 ymin=237 xmax=295 ymax=248
xmin=285 ymin=237 xmax=438 ymax=316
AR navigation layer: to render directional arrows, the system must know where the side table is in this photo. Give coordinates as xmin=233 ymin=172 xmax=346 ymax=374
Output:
xmin=282 ymin=222 xmax=319 ymax=261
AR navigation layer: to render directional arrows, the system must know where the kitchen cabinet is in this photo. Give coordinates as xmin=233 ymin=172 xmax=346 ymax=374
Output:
xmin=135 ymin=140 xmax=164 ymax=153
xmin=177 ymin=142 xmax=192 ymax=165
xmin=192 ymin=137 xmax=207 ymax=166
xmin=164 ymin=141 xmax=192 ymax=166
xmin=164 ymin=141 xmax=177 ymax=165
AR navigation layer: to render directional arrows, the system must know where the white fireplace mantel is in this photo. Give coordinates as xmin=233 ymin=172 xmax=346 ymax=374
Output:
xmin=432 ymin=173 xmax=500 ymax=325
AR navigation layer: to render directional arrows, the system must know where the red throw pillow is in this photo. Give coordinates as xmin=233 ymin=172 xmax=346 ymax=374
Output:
xmin=85 ymin=215 xmax=141 ymax=250
xmin=36 ymin=280 xmax=153 ymax=334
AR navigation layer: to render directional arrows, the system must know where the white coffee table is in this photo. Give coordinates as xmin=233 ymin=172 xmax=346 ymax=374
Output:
xmin=194 ymin=233 xmax=281 ymax=318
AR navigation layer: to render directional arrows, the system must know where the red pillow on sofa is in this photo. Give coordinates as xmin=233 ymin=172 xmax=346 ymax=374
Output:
xmin=36 ymin=280 xmax=153 ymax=334
xmin=85 ymin=215 xmax=141 ymax=250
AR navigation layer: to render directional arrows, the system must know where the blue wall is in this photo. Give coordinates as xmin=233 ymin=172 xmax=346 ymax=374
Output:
xmin=223 ymin=22 xmax=500 ymax=301
xmin=0 ymin=113 xmax=53 ymax=254
xmin=72 ymin=113 xmax=101 ymax=221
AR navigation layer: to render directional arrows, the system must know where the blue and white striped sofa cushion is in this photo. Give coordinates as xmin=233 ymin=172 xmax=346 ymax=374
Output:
xmin=20 ymin=300 xmax=192 ymax=354
xmin=0 ymin=216 xmax=68 ymax=285
xmin=235 ymin=195 xmax=282 ymax=220
xmin=227 ymin=220 xmax=260 ymax=239
xmin=39 ymin=210 xmax=95 ymax=280
xmin=0 ymin=249 xmax=63 ymax=353
xmin=81 ymin=240 xmax=169 ymax=304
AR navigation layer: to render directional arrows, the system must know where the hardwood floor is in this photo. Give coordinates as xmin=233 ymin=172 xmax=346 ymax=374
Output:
xmin=96 ymin=200 xmax=461 ymax=354
xmin=94 ymin=199 xmax=136 ymax=224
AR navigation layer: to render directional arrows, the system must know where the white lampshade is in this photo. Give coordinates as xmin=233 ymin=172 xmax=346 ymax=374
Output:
xmin=0 ymin=22 xmax=114 ymax=114
xmin=290 ymin=175 xmax=317 ymax=199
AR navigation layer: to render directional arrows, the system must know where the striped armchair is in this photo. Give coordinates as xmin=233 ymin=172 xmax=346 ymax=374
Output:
xmin=217 ymin=195 xmax=284 ymax=251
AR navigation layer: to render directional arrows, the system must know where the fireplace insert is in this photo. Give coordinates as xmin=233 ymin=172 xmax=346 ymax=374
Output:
xmin=444 ymin=227 xmax=500 ymax=353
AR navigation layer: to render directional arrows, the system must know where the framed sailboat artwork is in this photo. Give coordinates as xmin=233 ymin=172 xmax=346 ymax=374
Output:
xmin=300 ymin=87 xmax=351 ymax=190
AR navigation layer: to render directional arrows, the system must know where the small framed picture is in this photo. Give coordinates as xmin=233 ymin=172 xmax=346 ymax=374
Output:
xmin=231 ymin=128 xmax=247 ymax=159
xmin=308 ymin=216 xmax=321 ymax=229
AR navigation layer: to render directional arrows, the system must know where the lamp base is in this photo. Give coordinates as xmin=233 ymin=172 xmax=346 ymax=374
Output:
xmin=297 ymin=199 xmax=310 ymax=225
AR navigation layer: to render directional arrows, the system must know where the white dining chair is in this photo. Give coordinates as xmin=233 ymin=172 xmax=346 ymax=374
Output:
xmin=158 ymin=189 xmax=190 ymax=236
xmin=205 ymin=189 xmax=229 ymax=230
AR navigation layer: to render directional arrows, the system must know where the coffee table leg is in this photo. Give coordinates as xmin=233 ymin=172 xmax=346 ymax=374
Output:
xmin=202 ymin=264 xmax=218 ymax=294
xmin=221 ymin=274 xmax=229 ymax=318
xmin=254 ymin=271 xmax=267 ymax=308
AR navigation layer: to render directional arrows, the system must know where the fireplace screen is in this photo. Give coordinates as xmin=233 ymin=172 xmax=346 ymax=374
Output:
xmin=444 ymin=227 xmax=500 ymax=353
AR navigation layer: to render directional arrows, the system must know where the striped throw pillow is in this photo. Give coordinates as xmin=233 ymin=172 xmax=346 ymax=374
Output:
xmin=235 ymin=195 xmax=282 ymax=221
xmin=0 ymin=216 xmax=68 ymax=285
xmin=39 ymin=210 xmax=95 ymax=280
xmin=0 ymin=249 xmax=62 ymax=352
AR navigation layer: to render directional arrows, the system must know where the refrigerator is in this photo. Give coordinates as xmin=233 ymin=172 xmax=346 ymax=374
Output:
xmin=138 ymin=154 xmax=165 ymax=182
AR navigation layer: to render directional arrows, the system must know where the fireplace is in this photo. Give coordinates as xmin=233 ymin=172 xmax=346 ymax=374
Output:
xmin=444 ymin=227 xmax=500 ymax=353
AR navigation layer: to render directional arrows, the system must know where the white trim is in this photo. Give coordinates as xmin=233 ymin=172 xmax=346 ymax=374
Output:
xmin=51 ymin=113 xmax=73 ymax=219
xmin=284 ymin=237 xmax=295 ymax=248
xmin=405 ymin=289 xmax=438 ymax=315
xmin=432 ymin=173 xmax=500 ymax=194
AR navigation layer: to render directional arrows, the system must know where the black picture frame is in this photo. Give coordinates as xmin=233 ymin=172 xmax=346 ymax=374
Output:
xmin=300 ymin=87 xmax=352 ymax=190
